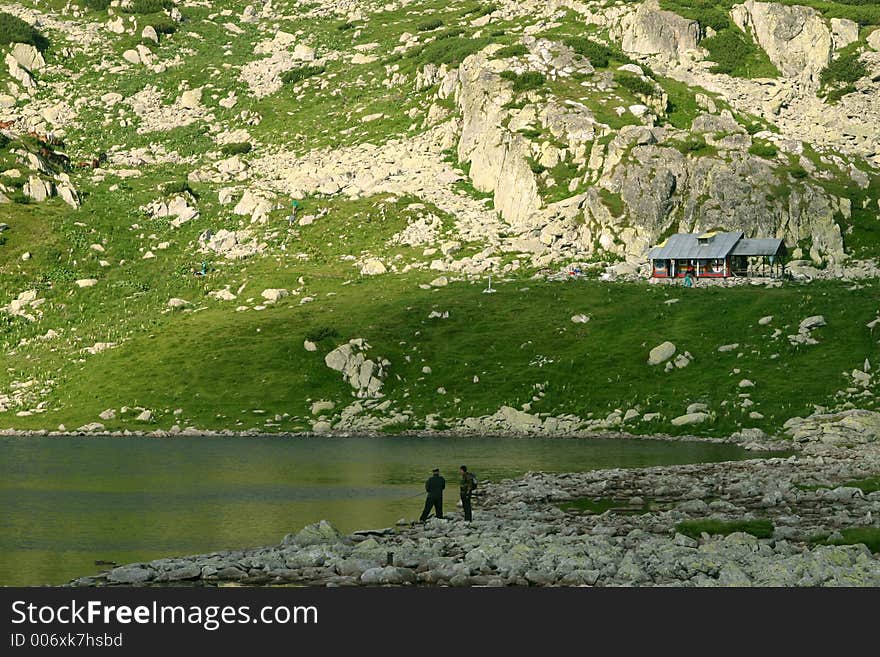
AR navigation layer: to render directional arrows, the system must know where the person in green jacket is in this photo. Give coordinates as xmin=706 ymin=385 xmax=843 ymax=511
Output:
xmin=459 ymin=465 xmax=477 ymax=521
xmin=419 ymin=468 xmax=445 ymax=522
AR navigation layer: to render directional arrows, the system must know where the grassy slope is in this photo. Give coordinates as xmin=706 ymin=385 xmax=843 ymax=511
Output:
xmin=0 ymin=0 xmax=878 ymax=437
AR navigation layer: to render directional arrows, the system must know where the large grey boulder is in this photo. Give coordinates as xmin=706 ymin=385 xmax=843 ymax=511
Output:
xmin=283 ymin=520 xmax=343 ymax=547
xmin=671 ymin=412 xmax=709 ymax=426
xmin=11 ymin=43 xmax=45 ymax=72
xmin=359 ymin=566 xmax=416 ymax=585
xmin=648 ymin=341 xmax=676 ymax=366
xmin=732 ymin=1 xmax=833 ymax=84
xmin=106 ymin=565 xmax=153 ymax=584
xmin=619 ymin=0 xmax=702 ymax=63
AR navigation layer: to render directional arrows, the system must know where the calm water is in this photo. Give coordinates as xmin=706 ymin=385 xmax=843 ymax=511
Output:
xmin=0 ymin=435 xmax=773 ymax=586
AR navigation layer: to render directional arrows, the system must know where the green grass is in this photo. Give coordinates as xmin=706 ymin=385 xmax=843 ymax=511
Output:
xmin=827 ymin=528 xmax=880 ymax=553
xmin=500 ymin=70 xmax=547 ymax=93
xmin=820 ymin=46 xmax=868 ymax=102
xmin=702 ymin=27 xmax=780 ymax=78
xmin=749 ymin=142 xmax=778 ymax=158
xmin=0 ymin=11 xmax=48 ymax=50
xmin=280 ymin=66 xmax=326 ymax=86
xmin=598 ymin=189 xmax=625 ymax=216
xmin=615 ymin=72 xmax=655 ymax=98
xmin=417 ymin=19 xmax=444 ymax=32
xmin=840 ymin=476 xmax=880 ymax=494
xmin=120 ymin=0 xmax=173 ymax=14
xmin=492 ymin=44 xmax=528 ymax=59
xmin=220 ymin=142 xmax=253 ymax=156
xmin=676 ymin=519 xmax=775 ymax=540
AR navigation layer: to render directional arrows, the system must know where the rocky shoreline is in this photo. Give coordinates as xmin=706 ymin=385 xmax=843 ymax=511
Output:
xmin=66 ymin=411 xmax=880 ymax=588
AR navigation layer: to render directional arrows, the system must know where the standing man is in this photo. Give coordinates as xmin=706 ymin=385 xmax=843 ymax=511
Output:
xmin=419 ymin=468 xmax=445 ymax=522
xmin=459 ymin=465 xmax=476 ymax=521
xmin=289 ymin=199 xmax=299 ymax=225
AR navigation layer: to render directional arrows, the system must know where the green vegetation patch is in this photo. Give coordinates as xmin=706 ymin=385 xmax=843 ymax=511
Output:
xmin=827 ymin=527 xmax=880 ymax=553
xmin=0 ymin=11 xmax=48 ymax=50
xmin=599 ymin=188 xmax=625 ymax=216
xmin=748 ymin=141 xmax=778 ymax=158
xmin=820 ymin=46 xmax=868 ymax=103
xmin=500 ymin=70 xmax=546 ymax=93
xmin=563 ymin=36 xmax=631 ymax=68
xmin=417 ymin=18 xmax=444 ymax=32
xmin=120 ymin=0 xmax=173 ymax=14
xmin=410 ymin=36 xmax=492 ymax=68
xmin=841 ymin=476 xmax=880 ymax=494
xmin=676 ymin=519 xmax=774 ymax=540
xmin=281 ymin=65 xmax=326 ymax=85
xmin=702 ymin=27 xmax=779 ymax=78
xmin=492 ymin=44 xmax=528 ymax=59
xmin=220 ymin=142 xmax=253 ymax=156
xmin=77 ymin=0 xmax=111 ymax=10
xmin=615 ymin=72 xmax=655 ymax=98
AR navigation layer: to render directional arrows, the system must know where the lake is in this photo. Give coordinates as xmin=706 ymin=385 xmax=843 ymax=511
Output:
xmin=0 ymin=434 xmax=776 ymax=585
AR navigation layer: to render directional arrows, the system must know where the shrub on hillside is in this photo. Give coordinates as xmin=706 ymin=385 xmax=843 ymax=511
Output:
xmin=518 ymin=128 xmax=543 ymax=140
xmin=79 ymin=0 xmax=111 ymax=10
xmin=147 ymin=16 xmax=178 ymax=35
xmin=417 ymin=18 xmax=443 ymax=32
xmin=463 ymin=3 xmax=497 ymax=17
xmin=820 ymin=51 xmax=867 ymax=88
xmin=414 ymin=36 xmax=491 ymax=67
xmin=673 ymin=135 xmax=708 ymax=154
xmin=702 ymin=27 xmax=778 ymax=78
xmin=500 ymin=70 xmax=546 ymax=93
xmin=281 ymin=65 xmax=326 ymax=85
xmin=616 ymin=73 xmax=655 ymax=97
xmin=162 ymin=180 xmax=197 ymax=198
xmin=748 ymin=142 xmax=778 ymax=158
xmin=0 ymin=12 xmax=48 ymax=50
xmin=563 ymin=36 xmax=619 ymax=68
xmin=121 ymin=0 xmax=173 ymax=14
xmin=220 ymin=142 xmax=253 ymax=156
xmin=492 ymin=44 xmax=528 ymax=59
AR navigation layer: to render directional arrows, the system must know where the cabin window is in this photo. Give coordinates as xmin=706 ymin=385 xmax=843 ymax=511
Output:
xmin=653 ymin=261 xmax=668 ymax=275
xmin=710 ymin=259 xmax=724 ymax=273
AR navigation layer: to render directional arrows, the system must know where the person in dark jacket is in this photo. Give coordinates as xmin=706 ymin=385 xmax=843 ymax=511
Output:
xmin=459 ymin=465 xmax=476 ymax=521
xmin=419 ymin=468 xmax=445 ymax=522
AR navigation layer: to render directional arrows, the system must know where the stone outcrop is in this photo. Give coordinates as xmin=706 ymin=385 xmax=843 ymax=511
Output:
xmin=324 ymin=339 xmax=390 ymax=398
xmin=618 ymin=0 xmax=702 ymax=63
xmin=732 ymin=1 xmax=833 ymax=85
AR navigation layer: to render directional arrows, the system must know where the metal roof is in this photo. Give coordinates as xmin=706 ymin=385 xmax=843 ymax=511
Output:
xmin=648 ymin=231 xmax=743 ymax=260
xmin=731 ymin=238 xmax=786 ymax=257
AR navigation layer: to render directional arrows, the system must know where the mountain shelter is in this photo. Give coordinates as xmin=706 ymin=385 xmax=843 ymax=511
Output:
xmin=648 ymin=231 xmax=787 ymax=279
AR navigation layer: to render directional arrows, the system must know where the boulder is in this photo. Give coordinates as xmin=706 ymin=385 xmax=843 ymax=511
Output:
xmin=799 ymin=315 xmax=826 ymax=331
xmin=732 ymin=0 xmax=833 ymax=84
xmin=142 ymin=25 xmax=159 ymax=44
xmin=167 ymin=298 xmax=190 ymax=309
xmin=106 ymin=566 xmax=153 ymax=584
xmin=360 ymin=259 xmax=386 ymax=276
xmin=283 ymin=520 xmax=343 ymax=547
xmin=11 ymin=43 xmax=45 ymax=72
xmin=648 ymin=341 xmax=676 ymax=366
xmin=671 ymin=412 xmax=709 ymax=426
xmin=619 ymin=0 xmax=701 ymax=63
xmin=261 ymin=288 xmax=288 ymax=302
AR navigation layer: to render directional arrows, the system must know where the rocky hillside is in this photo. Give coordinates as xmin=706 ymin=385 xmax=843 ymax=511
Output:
xmin=1 ymin=0 xmax=879 ymax=437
